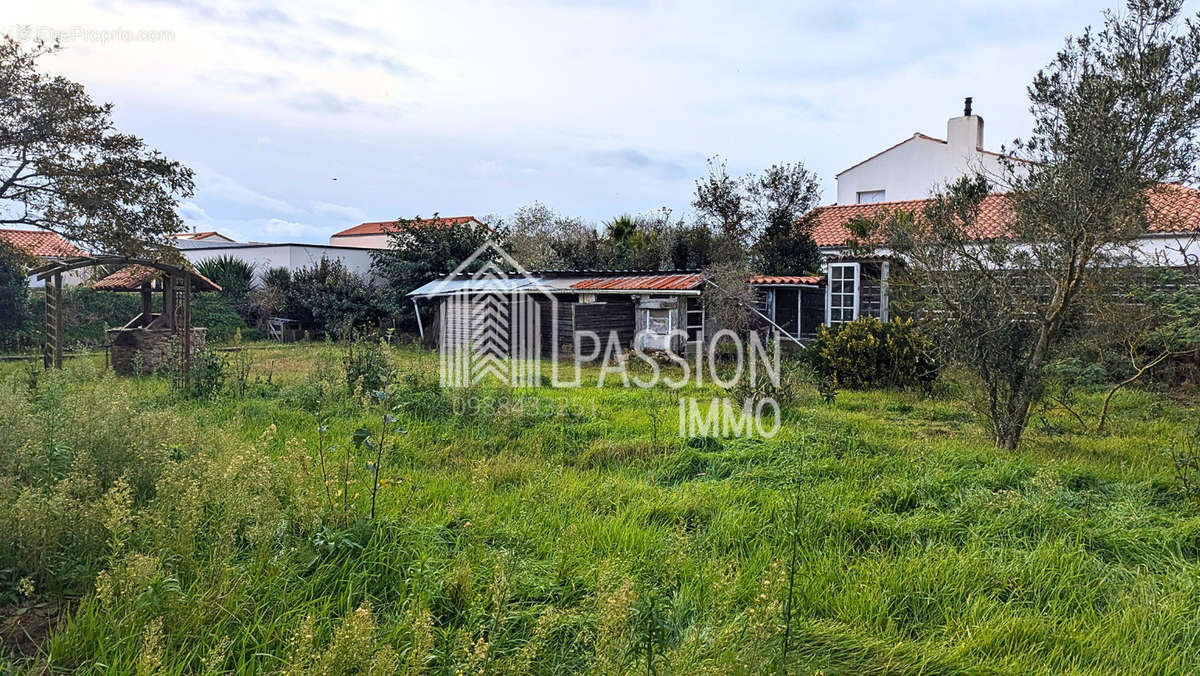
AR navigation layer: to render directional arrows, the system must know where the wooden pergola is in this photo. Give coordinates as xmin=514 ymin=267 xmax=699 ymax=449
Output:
xmin=27 ymin=255 xmax=220 ymax=371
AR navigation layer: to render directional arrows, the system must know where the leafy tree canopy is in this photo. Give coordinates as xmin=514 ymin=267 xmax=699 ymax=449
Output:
xmin=0 ymin=37 xmax=194 ymax=259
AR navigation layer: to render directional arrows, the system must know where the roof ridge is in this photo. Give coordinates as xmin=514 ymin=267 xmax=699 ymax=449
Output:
xmin=834 ymin=133 xmax=940 ymax=177
xmin=332 ymin=216 xmax=480 ymax=238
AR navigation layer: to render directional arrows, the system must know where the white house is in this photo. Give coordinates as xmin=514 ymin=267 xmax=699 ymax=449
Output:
xmin=329 ymin=216 xmax=485 ymax=249
xmin=836 ymin=98 xmax=1009 ymax=204
xmin=775 ymin=100 xmax=1200 ymax=334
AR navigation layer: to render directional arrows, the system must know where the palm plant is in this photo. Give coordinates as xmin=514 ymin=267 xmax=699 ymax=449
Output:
xmin=195 ymin=255 xmax=257 ymax=323
xmin=195 ymin=255 xmax=256 ymax=296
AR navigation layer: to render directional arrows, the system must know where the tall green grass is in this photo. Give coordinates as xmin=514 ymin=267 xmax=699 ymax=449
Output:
xmin=0 ymin=344 xmax=1198 ymax=673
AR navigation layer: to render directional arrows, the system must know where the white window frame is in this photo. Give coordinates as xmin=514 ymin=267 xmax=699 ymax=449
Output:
xmin=856 ymin=189 xmax=886 ymax=204
xmin=642 ymin=307 xmax=673 ymax=335
xmin=879 ymin=261 xmax=890 ymax=322
xmin=825 ymin=262 xmax=860 ymax=326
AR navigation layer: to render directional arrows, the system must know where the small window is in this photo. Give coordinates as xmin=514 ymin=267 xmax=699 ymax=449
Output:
xmin=826 ymin=263 xmax=859 ymax=326
xmin=644 ymin=308 xmax=672 ymax=334
xmin=856 ymin=190 xmax=886 ymax=204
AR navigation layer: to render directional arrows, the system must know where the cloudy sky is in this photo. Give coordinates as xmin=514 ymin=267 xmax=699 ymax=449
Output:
xmin=9 ymin=0 xmax=1160 ymax=243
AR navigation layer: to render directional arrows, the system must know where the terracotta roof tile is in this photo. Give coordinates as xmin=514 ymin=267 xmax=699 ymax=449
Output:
xmin=570 ymin=273 xmax=704 ymax=291
xmin=170 ymin=231 xmax=234 ymax=241
xmin=92 ymin=265 xmax=222 ymax=292
xmin=0 ymin=229 xmax=86 ymax=257
xmin=807 ymin=185 xmax=1200 ymax=248
xmin=332 ymin=216 xmax=479 ymax=237
xmin=748 ymin=275 xmax=824 ymax=285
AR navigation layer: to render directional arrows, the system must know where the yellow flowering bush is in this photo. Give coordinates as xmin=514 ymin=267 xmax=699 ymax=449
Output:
xmin=813 ymin=317 xmax=939 ymax=390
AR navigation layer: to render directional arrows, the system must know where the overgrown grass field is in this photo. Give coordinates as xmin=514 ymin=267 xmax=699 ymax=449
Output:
xmin=2 ymin=342 xmax=1199 ymax=673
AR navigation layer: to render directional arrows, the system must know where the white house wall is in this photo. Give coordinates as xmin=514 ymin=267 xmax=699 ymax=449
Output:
xmin=181 ymin=245 xmax=379 ymax=282
xmin=837 ymin=135 xmax=1008 ymax=204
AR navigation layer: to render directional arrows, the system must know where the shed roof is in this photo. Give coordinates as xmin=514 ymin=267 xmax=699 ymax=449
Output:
xmin=748 ymin=274 xmax=824 ymax=286
xmin=570 ymin=273 xmax=705 ymax=292
xmin=407 ymin=276 xmax=545 ymax=297
xmin=92 ymin=265 xmax=222 ymax=292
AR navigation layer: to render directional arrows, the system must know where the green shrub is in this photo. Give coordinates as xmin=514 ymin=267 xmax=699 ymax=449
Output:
xmin=0 ymin=241 xmax=32 ymax=351
xmin=178 ymin=349 xmax=227 ymax=399
xmin=287 ymin=258 xmax=385 ymax=338
xmin=809 ymin=317 xmax=938 ymax=390
xmin=192 ymin=293 xmax=256 ymax=343
xmin=343 ymin=335 xmax=393 ymax=395
xmin=27 ymin=286 xmax=138 ymax=348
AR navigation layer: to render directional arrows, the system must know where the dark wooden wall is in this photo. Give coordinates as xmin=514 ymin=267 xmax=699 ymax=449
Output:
xmin=573 ymin=299 xmax=636 ymax=351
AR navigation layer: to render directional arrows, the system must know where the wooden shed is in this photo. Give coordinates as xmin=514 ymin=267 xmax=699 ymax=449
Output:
xmin=748 ymin=275 xmax=825 ymax=343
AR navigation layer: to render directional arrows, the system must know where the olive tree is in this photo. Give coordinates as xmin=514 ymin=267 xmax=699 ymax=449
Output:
xmin=875 ymin=0 xmax=1200 ymax=449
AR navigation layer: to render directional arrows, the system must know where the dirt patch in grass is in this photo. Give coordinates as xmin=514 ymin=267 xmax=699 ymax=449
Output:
xmin=1 ymin=601 xmax=69 ymax=661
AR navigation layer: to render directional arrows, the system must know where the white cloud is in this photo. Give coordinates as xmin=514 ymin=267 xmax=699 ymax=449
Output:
xmin=193 ymin=166 xmax=305 ymax=217
xmin=14 ymin=0 xmax=1159 ymax=240
xmin=261 ymin=218 xmax=327 ymax=240
xmin=178 ymin=200 xmax=213 ymax=226
xmin=310 ymin=200 xmax=366 ymax=223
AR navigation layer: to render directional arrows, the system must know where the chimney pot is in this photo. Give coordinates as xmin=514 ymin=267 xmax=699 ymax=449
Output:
xmin=964 ymin=97 xmax=973 ymax=116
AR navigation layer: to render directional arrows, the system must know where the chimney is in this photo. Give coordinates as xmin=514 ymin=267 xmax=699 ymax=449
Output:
xmin=946 ymin=97 xmax=983 ymax=151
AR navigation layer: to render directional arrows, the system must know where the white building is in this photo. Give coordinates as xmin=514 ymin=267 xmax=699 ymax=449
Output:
xmin=835 ymin=98 xmax=1009 ymax=204
xmin=176 ymin=239 xmax=379 ymax=282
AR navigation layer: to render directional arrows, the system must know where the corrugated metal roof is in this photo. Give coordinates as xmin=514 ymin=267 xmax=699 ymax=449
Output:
xmin=748 ymin=275 xmax=824 ymax=285
xmin=570 ymin=273 xmax=704 ymax=291
xmin=408 ymin=277 xmax=543 ymax=297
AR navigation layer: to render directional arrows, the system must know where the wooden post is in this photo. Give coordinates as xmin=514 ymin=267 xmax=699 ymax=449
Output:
xmin=53 ymin=273 xmax=63 ymax=369
xmin=140 ymin=284 xmax=152 ymax=325
xmin=182 ymin=274 xmax=192 ymax=381
xmin=162 ymin=274 xmax=175 ymax=329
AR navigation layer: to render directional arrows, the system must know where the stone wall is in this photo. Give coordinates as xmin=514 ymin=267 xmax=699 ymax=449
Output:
xmin=107 ymin=328 xmax=207 ymax=375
